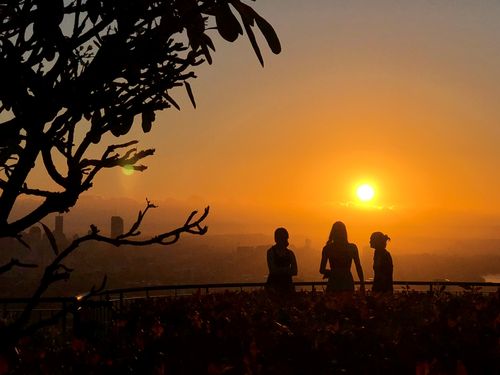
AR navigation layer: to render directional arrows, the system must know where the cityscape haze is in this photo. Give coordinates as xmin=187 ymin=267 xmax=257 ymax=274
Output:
xmin=3 ymin=0 xmax=500 ymax=290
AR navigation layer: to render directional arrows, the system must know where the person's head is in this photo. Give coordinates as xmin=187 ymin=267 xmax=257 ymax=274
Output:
xmin=274 ymin=227 xmax=289 ymax=247
xmin=327 ymin=221 xmax=348 ymax=245
xmin=370 ymin=232 xmax=390 ymax=250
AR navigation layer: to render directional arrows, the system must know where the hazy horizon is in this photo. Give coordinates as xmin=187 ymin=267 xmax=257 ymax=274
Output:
xmin=13 ymin=194 xmax=500 ymax=257
xmin=4 ymin=0 xmax=500 ymax=265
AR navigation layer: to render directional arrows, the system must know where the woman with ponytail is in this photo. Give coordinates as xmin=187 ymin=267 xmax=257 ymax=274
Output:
xmin=319 ymin=221 xmax=365 ymax=294
xmin=370 ymin=232 xmax=393 ymax=295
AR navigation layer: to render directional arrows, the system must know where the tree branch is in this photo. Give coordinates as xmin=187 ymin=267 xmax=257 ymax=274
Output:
xmin=0 ymin=258 xmax=37 ymax=275
xmin=10 ymin=203 xmax=209 ymax=335
xmin=81 ymin=142 xmax=155 ymax=189
xmin=41 ymin=146 xmax=67 ymax=187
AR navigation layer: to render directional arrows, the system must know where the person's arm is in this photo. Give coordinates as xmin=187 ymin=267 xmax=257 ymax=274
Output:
xmin=267 ymin=248 xmax=276 ymax=274
xmin=352 ymin=245 xmax=365 ymax=294
xmin=387 ymin=252 xmax=394 ymax=279
xmin=290 ymin=251 xmax=298 ymax=276
xmin=319 ymin=247 xmax=329 ymax=278
xmin=377 ymin=252 xmax=393 ymax=279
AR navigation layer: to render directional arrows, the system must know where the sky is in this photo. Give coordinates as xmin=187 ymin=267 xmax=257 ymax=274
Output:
xmin=14 ymin=0 xmax=500 ymax=250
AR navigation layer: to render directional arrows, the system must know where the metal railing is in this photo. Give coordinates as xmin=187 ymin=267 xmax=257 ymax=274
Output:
xmin=1 ymin=280 xmax=499 ymax=333
xmin=95 ymin=280 xmax=500 ymax=307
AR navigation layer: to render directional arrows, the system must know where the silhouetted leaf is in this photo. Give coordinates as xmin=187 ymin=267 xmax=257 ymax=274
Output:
xmin=163 ymin=93 xmax=180 ymax=110
xmin=201 ymin=33 xmax=216 ymax=52
xmin=187 ymin=28 xmax=201 ymax=51
xmin=215 ymin=3 xmax=243 ymax=42
xmin=44 ymin=46 xmax=57 ymax=62
xmin=242 ymin=22 xmax=263 ymax=67
xmin=232 ymin=1 xmax=257 ymax=26
xmin=15 ymin=235 xmax=31 ymax=250
xmin=141 ymin=110 xmax=155 ymax=133
xmin=87 ymin=0 xmax=102 ymax=24
xmin=185 ymin=81 xmax=196 ymax=108
xmin=37 ymin=0 xmax=65 ymax=26
xmin=232 ymin=0 xmax=278 ymax=63
xmin=200 ymin=43 xmax=213 ymax=65
xmin=110 ymin=114 xmax=134 ymax=137
xmin=90 ymin=111 xmax=103 ymax=143
xmin=255 ymin=15 xmax=281 ymax=54
xmin=39 ymin=222 xmax=59 ymax=256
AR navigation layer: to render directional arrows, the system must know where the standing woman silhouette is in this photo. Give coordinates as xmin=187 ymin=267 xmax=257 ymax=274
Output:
xmin=319 ymin=221 xmax=365 ymax=294
xmin=370 ymin=232 xmax=393 ymax=295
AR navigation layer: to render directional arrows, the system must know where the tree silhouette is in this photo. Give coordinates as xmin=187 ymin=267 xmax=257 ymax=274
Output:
xmin=0 ymin=0 xmax=280 ymax=352
xmin=0 ymin=0 xmax=280 ymax=238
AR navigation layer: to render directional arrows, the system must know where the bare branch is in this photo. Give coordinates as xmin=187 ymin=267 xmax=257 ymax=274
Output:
xmin=18 ymin=186 xmax=57 ymax=198
xmin=81 ymin=144 xmax=155 ymax=189
xmin=117 ymin=198 xmax=157 ymax=239
xmin=92 ymin=206 xmax=209 ymax=246
xmin=0 ymin=258 xmax=37 ymax=275
xmin=11 ymin=204 xmax=209 ymax=334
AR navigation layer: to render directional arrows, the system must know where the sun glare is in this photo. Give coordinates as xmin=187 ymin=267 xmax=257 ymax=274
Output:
xmin=122 ymin=165 xmax=135 ymax=176
xmin=356 ymin=184 xmax=375 ymax=202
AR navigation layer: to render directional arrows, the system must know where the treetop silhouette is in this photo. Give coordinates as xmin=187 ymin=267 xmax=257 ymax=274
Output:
xmin=0 ymin=1 xmax=280 ymax=349
xmin=0 ymin=0 xmax=281 ymax=238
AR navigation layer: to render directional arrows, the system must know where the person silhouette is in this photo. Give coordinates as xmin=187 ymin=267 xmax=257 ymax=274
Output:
xmin=370 ymin=232 xmax=393 ymax=295
xmin=266 ymin=227 xmax=298 ymax=294
xmin=319 ymin=221 xmax=365 ymax=294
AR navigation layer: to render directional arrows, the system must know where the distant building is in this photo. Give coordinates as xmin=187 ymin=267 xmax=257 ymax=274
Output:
xmin=51 ymin=215 xmax=68 ymax=247
xmin=111 ymin=216 xmax=124 ymax=238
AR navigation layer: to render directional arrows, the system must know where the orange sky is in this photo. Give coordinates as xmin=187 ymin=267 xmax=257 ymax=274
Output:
xmin=14 ymin=0 xmax=500 ymax=249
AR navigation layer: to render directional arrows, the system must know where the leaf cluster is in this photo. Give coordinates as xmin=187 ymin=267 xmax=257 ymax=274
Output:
xmin=0 ymin=0 xmax=280 ymax=237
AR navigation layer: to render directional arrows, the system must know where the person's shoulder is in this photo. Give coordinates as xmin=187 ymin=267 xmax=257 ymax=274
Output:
xmin=267 ymin=246 xmax=276 ymax=254
xmin=348 ymin=242 xmax=358 ymax=250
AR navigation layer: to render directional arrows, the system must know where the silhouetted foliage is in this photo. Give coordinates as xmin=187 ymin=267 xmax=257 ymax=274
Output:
xmin=0 ymin=0 xmax=280 ymax=237
xmin=5 ymin=290 xmax=500 ymax=374
xmin=0 ymin=0 xmax=280 ymax=357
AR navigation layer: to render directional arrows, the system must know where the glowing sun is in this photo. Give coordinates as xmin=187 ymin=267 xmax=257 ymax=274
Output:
xmin=356 ymin=184 xmax=375 ymax=202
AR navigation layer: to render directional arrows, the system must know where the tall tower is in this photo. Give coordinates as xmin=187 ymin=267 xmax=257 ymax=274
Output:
xmin=111 ymin=216 xmax=124 ymax=238
xmin=52 ymin=214 xmax=68 ymax=249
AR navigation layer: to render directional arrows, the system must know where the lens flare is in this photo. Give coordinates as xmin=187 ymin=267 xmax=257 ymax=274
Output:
xmin=122 ymin=165 xmax=135 ymax=176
